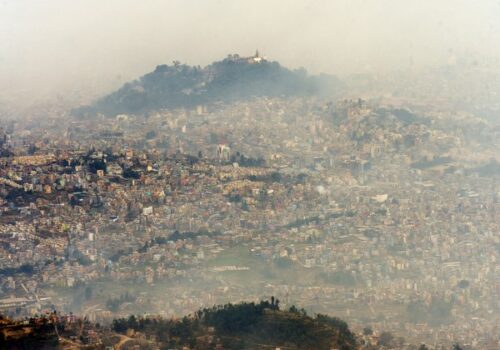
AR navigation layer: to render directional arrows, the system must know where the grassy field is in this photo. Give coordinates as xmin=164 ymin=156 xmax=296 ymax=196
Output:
xmin=207 ymin=245 xmax=323 ymax=286
xmin=208 ymin=245 xmax=258 ymax=267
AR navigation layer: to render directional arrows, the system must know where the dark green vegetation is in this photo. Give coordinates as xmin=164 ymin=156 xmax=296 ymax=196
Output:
xmin=74 ymin=54 xmax=343 ymax=116
xmin=0 ymin=317 xmax=58 ymax=350
xmin=0 ymin=264 xmax=35 ymax=277
xmin=112 ymin=299 xmax=357 ymax=350
xmin=111 ymin=230 xmax=220 ymax=262
xmin=406 ymin=298 xmax=454 ymax=326
xmin=470 ymin=159 xmax=500 ymax=176
xmin=106 ymin=292 xmax=136 ymax=312
xmin=0 ymin=303 xmax=469 ymax=350
xmin=411 ymin=156 xmax=452 ymax=169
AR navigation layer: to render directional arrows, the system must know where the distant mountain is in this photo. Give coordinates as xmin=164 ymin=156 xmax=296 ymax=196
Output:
xmin=73 ymin=53 xmax=343 ymax=117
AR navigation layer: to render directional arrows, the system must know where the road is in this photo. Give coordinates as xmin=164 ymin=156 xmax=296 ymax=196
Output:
xmin=114 ymin=334 xmax=133 ymax=350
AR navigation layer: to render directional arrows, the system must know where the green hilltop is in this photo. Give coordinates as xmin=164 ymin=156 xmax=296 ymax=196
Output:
xmin=74 ymin=52 xmax=343 ymax=117
xmin=112 ymin=299 xmax=357 ymax=350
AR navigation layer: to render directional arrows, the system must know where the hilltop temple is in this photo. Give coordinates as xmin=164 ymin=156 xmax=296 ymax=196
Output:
xmin=225 ymin=50 xmax=267 ymax=64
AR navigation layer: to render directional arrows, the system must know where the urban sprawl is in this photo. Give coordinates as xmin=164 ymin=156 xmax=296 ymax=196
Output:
xmin=0 ymin=96 xmax=498 ymax=348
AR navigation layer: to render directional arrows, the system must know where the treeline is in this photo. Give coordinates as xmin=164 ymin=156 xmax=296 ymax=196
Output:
xmin=138 ymin=230 xmax=220 ymax=253
xmin=112 ymin=298 xmax=357 ymax=350
xmin=283 ymin=210 xmax=355 ymax=229
xmin=110 ymin=230 xmax=220 ymax=262
xmin=411 ymin=155 xmax=452 ymax=169
xmin=229 ymin=153 xmax=265 ymax=167
xmin=0 ymin=264 xmax=35 ymax=277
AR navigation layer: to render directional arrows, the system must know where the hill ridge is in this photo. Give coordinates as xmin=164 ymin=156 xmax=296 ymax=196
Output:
xmin=74 ymin=53 xmax=343 ymax=117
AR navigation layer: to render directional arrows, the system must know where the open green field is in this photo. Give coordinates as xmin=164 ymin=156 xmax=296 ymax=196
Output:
xmin=207 ymin=245 xmax=324 ymax=286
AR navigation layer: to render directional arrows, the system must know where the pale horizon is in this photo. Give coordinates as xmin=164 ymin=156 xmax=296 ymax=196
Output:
xmin=1 ymin=0 xmax=500 ymax=110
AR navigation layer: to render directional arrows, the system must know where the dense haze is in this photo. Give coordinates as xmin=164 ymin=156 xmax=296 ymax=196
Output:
xmin=1 ymin=0 xmax=500 ymax=110
xmin=1 ymin=2 xmax=500 ymax=349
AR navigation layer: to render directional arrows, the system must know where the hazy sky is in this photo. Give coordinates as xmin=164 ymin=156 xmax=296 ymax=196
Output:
xmin=1 ymin=0 xmax=500 ymax=107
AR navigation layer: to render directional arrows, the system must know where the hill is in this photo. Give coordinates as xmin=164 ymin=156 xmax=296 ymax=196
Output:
xmin=74 ymin=52 xmax=343 ymax=117
xmin=0 ymin=300 xmax=470 ymax=349
xmin=0 ymin=300 xmax=357 ymax=350
xmin=0 ymin=316 xmax=59 ymax=350
xmin=111 ymin=299 xmax=357 ymax=350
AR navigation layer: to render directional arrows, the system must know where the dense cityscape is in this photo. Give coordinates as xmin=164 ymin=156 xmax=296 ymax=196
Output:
xmin=1 ymin=1 xmax=500 ymax=349
xmin=0 ymin=70 xmax=498 ymax=348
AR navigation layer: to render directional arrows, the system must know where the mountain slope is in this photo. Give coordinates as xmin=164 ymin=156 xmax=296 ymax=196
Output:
xmin=74 ymin=53 xmax=343 ymax=117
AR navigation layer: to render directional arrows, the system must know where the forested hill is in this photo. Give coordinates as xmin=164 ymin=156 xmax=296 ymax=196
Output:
xmin=0 ymin=300 xmax=356 ymax=349
xmin=73 ymin=53 xmax=343 ymax=117
xmin=1 ymin=300 xmax=468 ymax=349
xmin=112 ymin=299 xmax=358 ymax=350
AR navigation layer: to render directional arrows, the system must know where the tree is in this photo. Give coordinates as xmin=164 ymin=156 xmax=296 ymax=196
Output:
xmin=289 ymin=305 xmax=299 ymax=314
xmin=241 ymin=201 xmax=250 ymax=211
xmin=19 ymin=264 xmax=35 ymax=275
xmin=128 ymin=315 xmax=138 ymax=329
xmin=123 ymin=167 xmax=140 ymax=179
xmin=145 ymin=130 xmax=156 ymax=140
xmin=84 ymin=286 xmax=93 ymax=301
xmin=363 ymin=326 xmax=373 ymax=336
xmin=88 ymin=158 xmax=106 ymax=174
xmin=378 ymin=331 xmax=394 ymax=348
